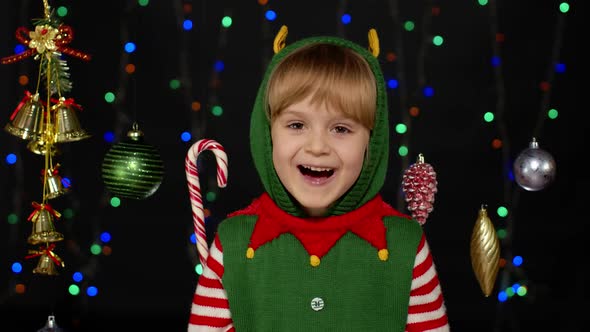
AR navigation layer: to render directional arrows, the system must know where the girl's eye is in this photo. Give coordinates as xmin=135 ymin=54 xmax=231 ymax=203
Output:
xmin=333 ymin=126 xmax=351 ymax=134
xmin=287 ymin=122 xmax=304 ymax=130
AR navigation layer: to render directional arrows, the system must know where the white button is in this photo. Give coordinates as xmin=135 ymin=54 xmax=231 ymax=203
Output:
xmin=311 ymin=297 xmax=324 ymax=311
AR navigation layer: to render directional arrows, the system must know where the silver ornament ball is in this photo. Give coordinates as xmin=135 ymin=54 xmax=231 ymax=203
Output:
xmin=513 ymin=138 xmax=556 ymax=191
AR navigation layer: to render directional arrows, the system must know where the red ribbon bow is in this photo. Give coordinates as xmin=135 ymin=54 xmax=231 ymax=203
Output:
xmin=25 ymin=243 xmax=63 ymax=266
xmin=50 ymin=97 xmax=83 ymax=111
xmin=1 ymin=24 xmax=91 ymax=65
xmin=27 ymin=201 xmax=61 ymax=221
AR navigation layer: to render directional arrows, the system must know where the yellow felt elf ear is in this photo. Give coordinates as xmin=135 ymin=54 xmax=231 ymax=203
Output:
xmin=368 ymin=28 xmax=379 ymax=57
xmin=273 ymin=25 xmax=288 ymax=54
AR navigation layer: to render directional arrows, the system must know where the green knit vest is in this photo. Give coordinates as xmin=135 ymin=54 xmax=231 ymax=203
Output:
xmin=217 ymin=214 xmax=423 ymax=332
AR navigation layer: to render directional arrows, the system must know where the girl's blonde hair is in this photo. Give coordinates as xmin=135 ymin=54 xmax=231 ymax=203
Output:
xmin=265 ymin=43 xmax=377 ymax=130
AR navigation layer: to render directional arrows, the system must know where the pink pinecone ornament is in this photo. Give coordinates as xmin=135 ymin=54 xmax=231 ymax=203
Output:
xmin=402 ymin=153 xmax=438 ymax=225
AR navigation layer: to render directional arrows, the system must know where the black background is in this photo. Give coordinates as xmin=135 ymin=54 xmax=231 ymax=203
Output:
xmin=0 ymin=1 xmax=584 ymax=331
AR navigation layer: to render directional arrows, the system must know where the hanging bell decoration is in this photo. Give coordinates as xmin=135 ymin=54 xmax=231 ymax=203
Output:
xmin=27 ymin=245 xmax=64 ymax=276
xmin=32 ymin=251 xmax=60 ymax=276
xmin=470 ymin=205 xmax=500 ymax=297
xmin=52 ymin=97 xmax=91 ymax=143
xmin=27 ymin=203 xmax=64 ymax=245
xmin=27 ymin=136 xmax=61 ymax=156
xmin=101 ymin=122 xmax=165 ymax=199
xmin=513 ymin=137 xmax=556 ymax=191
xmin=4 ymin=91 xmax=45 ymax=141
xmin=37 ymin=315 xmax=64 ymax=332
xmin=43 ymin=165 xmax=69 ymax=199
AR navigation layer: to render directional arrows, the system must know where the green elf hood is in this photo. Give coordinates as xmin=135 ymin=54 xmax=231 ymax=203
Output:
xmin=250 ymin=32 xmax=389 ymax=217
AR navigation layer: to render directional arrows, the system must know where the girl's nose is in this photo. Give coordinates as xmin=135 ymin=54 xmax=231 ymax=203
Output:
xmin=304 ymin=130 xmax=330 ymax=155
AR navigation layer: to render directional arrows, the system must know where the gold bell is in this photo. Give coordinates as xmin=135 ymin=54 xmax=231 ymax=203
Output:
xmin=4 ymin=92 xmax=45 ymax=141
xmin=27 ymin=137 xmax=61 ymax=156
xmin=52 ymin=98 xmax=91 ymax=143
xmin=28 ymin=208 xmax=64 ymax=245
xmin=32 ymin=252 xmax=60 ymax=276
xmin=45 ymin=171 xmax=69 ymax=199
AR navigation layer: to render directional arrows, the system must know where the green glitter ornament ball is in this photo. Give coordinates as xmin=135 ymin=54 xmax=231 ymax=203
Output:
xmin=101 ymin=123 xmax=165 ymax=199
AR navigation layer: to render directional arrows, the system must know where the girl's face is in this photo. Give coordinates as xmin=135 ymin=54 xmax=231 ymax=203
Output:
xmin=271 ymin=95 xmax=370 ymax=217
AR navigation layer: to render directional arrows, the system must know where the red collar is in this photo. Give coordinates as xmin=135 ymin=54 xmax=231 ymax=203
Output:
xmin=229 ymin=193 xmax=409 ymax=258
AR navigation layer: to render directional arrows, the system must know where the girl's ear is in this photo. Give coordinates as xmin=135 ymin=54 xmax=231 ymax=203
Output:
xmin=273 ymin=25 xmax=288 ymax=54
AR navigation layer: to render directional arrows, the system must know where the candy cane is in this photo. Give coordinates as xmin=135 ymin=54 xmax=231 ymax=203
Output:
xmin=185 ymin=139 xmax=228 ymax=267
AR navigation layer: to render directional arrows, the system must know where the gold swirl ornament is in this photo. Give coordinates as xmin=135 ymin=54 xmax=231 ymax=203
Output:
xmin=470 ymin=205 xmax=500 ymax=297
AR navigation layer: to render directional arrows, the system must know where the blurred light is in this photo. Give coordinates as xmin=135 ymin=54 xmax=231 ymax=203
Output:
xmin=102 ymin=246 xmax=112 ymax=255
xmin=422 ymin=86 xmax=434 ymax=98
xmin=491 ymin=56 xmax=501 ymax=67
xmin=265 ymin=10 xmax=277 ymax=21
xmin=7 ymin=213 xmax=18 ymax=224
xmin=190 ymin=233 xmax=196 ymax=244
xmin=395 ymin=123 xmax=407 ymax=134
xmin=403 ymin=21 xmax=415 ymax=31
xmin=213 ymin=60 xmax=225 ymax=72
xmin=341 ymin=14 xmax=351 ymax=25
xmin=11 ymin=262 xmax=23 ymax=273
xmin=124 ymin=42 xmax=136 ymax=53
xmin=110 ymin=197 xmax=121 ymax=207
xmin=432 ymin=35 xmax=444 ymax=46
xmin=191 ymin=101 xmax=201 ymax=111
xmin=497 ymin=228 xmax=507 ymax=239
xmin=100 ymin=232 xmax=112 ymax=243
xmin=61 ymin=177 xmax=72 ymax=188
xmin=14 ymin=44 xmax=25 ymax=54
xmin=409 ymin=106 xmax=420 ymax=117
xmin=497 ymin=206 xmax=508 ymax=217
xmin=195 ymin=263 xmax=203 ymax=275
xmin=211 ymin=105 xmax=223 ymax=116
xmin=221 ymin=16 xmax=232 ymax=28
xmin=511 ymin=283 xmax=520 ymax=293
xmin=386 ymin=52 xmax=396 ymax=62
xmin=19 ymin=75 xmax=29 ymax=85
xmin=181 ymin=131 xmax=191 ymax=142
xmin=559 ymin=2 xmax=570 ymax=13
xmin=104 ymin=92 xmax=116 ymax=103
xmin=387 ymin=79 xmax=398 ymax=89
xmin=15 ymin=284 xmax=26 ymax=294
xmin=183 ymin=19 xmax=193 ymax=31
xmin=90 ymin=244 xmax=102 ymax=255
xmin=554 ymin=63 xmax=566 ymax=73
xmin=125 ymin=63 xmax=136 ymax=74
xmin=206 ymin=191 xmax=217 ymax=202
xmin=483 ymin=112 xmax=494 ymax=122
xmin=547 ymin=108 xmax=558 ymax=119
xmin=87 ymin=286 xmax=98 ymax=297
xmin=103 ymin=131 xmax=115 ymax=143
xmin=62 ymin=208 xmax=74 ymax=219
xmin=138 ymin=0 xmax=150 ymax=6
xmin=512 ymin=255 xmax=523 ymax=266
xmin=56 ymin=6 xmax=68 ymax=17
xmin=491 ymin=138 xmax=502 ymax=149
xmin=258 ymin=0 xmax=268 ymax=5
xmin=517 ymin=286 xmax=528 ymax=296
xmin=69 ymin=284 xmax=81 ymax=296
xmin=169 ymin=79 xmax=181 ymax=89
xmin=478 ymin=0 xmax=489 ymax=6
xmin=398 ymin=145 xmax=408 ymax=157
xmin=73 ymin=272 xmax=84 ymax=282
xmin=497 ymin=290 xmax=508 ymax=302
xmin=505 ymin=287 xmax=515 ymax=297
xmin=6 ymin=153 xmax=17 ymax=164
xmin=539 ymin=81 xmax=551 ymax=92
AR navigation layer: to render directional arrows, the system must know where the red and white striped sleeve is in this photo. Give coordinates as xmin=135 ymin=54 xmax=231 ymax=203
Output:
xmin=405 ymin=234 xmax=450 ymax=332
xmin=188 ymin=235 xmax=235 ymax=332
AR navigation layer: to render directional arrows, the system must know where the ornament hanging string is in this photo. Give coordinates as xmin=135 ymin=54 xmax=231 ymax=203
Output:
xmin=185 ymin=139 xmax=228 ymax=267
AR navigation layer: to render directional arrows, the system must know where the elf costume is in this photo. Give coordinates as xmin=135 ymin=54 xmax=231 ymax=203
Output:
xmin=188 ymin=27 xmax=449 ymax=332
